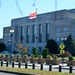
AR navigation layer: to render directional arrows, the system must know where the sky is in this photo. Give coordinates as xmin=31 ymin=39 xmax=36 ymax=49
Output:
xmin=0 ymin=0 xmax=75 ymax=38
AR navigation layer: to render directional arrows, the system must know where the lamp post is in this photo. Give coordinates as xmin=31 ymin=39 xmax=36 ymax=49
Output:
xmin=61 ymin=37 xmax=67 ymax=65
xmin=10 ymin=29 xmax=14 ymax=63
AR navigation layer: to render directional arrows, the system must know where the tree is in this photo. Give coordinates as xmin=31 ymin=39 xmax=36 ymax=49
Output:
xmin=15 ymin=42 xmax=28 ymax=57
xmin=63 ymin=33 xmax=75 ymax=55
xmin=13 ymin=50 xmax=18 ymax=54
xmin=42 ymin=48 xmax=50 ymax=58
xmin=32 ymin=47 xmax=38 ymax=57
xmin=45 ymin=39 xmax=59 ymax=54
xmin=0 ymin=42 xmax=6 ymax=52
xmin=16 ymin=43 xmax=28 ymax=54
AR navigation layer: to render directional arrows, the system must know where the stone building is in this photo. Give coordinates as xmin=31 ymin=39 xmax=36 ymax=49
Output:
xmin=0 ymin=38 xmax=3 ymax=42
xmin=3 ymin=27 xmax=11 ymax=52
xmin=3 ymin=9 xmax=75 ymax=54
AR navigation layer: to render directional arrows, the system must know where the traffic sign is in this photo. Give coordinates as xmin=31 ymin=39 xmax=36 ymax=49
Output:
xmin=59 ymin=43 xmax=65 ymax=49
xmin=60 ymin=49 xmax=65 ymax=54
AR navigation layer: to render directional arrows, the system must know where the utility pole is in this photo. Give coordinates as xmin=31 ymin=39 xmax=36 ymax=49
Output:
xmin=54 ymin=0 xmax=57 ymax=20
xmin=55 ymin=0 xmax=57 ymax=11
xmin=0 ymin=0 xmax=1 ymax=7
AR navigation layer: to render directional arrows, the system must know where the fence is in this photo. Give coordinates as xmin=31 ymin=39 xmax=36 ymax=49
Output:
xmin=0 ymin=61 xmax=74 ymax=73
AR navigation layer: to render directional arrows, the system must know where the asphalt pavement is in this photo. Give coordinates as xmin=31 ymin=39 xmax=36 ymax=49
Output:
xmin=0 ymin=72 xmax=18 ymax=75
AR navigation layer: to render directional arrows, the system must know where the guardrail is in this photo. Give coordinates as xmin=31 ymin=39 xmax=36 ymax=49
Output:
xmin=0 ymin=61 xmax=74 ymax=73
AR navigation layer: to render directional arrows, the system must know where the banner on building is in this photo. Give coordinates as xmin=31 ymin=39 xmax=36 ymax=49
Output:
xmin=29 ymin=11 xmax=37 ymax=19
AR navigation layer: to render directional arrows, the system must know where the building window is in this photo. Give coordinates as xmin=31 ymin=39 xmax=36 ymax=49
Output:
xmin=39 ymin=24 xmax=42 ymax=42
xmin=46 ymin=23 xmax=50 ymax=42
xmin=26 ymin=26 xmax=29 ymax=43
xmin=32 ymin=25 xmax=36 ymax=43
xmin=56 ymin=37 xmax=60 ymax=41
xmin=46 ymin=23 xmax=49 ymax=34
xmin=9 ymin=33 xmax=10 ymax=36
xmin=40 ymin=24 xmax=42 ymax=34
xmin=22 ymin=26 xmax=24 ymax=36
xmin=63 ymin=27 xmax=68 ymax=32
xmin=5 ymin=33 xmax=7 ymax=36
xmin=20 ymin=26 xmax=24 ymax=43
xmin=38 ymin=47 xmax=42 ymax=54
xmin=56 ymin=28 xmax=61 ymax=33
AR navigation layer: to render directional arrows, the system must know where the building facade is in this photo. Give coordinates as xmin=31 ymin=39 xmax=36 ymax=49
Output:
xmin=3 ymin=27 xmax=12 ymax=52
xmin=0 ymin=39 xmax=3 ymax=42
xmin=3 ymin=9 xmax=75 ymax=54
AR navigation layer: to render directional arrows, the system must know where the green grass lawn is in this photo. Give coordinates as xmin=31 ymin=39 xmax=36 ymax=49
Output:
xmin=0 ymin=66 xmax=75 ymax=75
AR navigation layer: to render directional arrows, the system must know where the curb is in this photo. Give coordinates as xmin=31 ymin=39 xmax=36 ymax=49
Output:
xmin=0 ymin=70 xmax=37 ymax=75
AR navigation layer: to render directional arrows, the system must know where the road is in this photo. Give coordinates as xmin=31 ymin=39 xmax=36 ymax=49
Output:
xmin=0 ymin=72 xmax=18 ymax=75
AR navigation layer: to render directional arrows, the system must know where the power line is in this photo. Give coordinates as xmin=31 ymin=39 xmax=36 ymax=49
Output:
xmin=54 ymin=0 xmax=57 ymax=20
xmin=55 ymin=0 xmax=57 ymax=11
xmin=0 ymin=0 xmax=1 ymax=7
xmin=33 ymin=0 xmax=35 ymax=6
xmin=15 ymin=0 xmax=24 ymax=16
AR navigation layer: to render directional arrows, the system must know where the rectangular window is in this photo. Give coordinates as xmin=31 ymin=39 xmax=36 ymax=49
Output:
xmin=32 ymin=25 xmax=36 ymax=43
xmin=39 ymin=24 xmax=42 ymax=42
xmin=46 ymin=23 xmax=49 ymax=34
xmin=26 ymin=26 xmax=29 ymax=43
xmin=46 ymin=23 xmax=49 ymax=42
xmin=22 ymin=26 xmax=24 ymax=36
xmin=56 ymin=27 xmax=61 ymax=33
xmin=56 ymin=37 xmax=60 ymax=41
xmin=63 ymin=27 xmax=68 ymax=32
xmin=40 ymin=24 xmax=42 ymax=34
xmin=38 ymin=47 xmax=42 ymax=54
xmin=20 ymin=26 xmax=24 ymax=43
xmin=5 ymin=33 xmax=7 ymax=36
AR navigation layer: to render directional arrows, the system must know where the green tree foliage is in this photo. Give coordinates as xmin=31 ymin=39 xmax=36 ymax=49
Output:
xmin=0 ymin=42 xmax=6 ymax=52
xmin=13 ymin=50 xmax=18 ymax=54
xmin=42 ymin=48 xmax=50 ymax=58
xmin=32 ymin=47 xmax=38 ymax=57
xmin=45 ymin=39 xmax=59 ymax=54
xmin=63 ymin=33 xmax=75 ymax=55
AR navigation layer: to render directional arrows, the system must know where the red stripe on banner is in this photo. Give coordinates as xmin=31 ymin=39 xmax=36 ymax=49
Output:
xmin=29 ymin=11 xmax=36 ymax=19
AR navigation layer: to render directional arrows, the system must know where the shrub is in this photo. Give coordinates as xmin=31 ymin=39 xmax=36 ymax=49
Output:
xmin=63 ymin=52 xmax=71 ymax=57
xmin=42 ymin=48 xmax=50 ymax=58
xmin=38 ymin=55 xmax=43 ymax=59
xmin=16 ymin=54 xmax=21 ymax=58
xmin=1 ymin=54 xmax=5 ymax=58
xmin=5 ymin=54 xmax=9 ymax=58
xmin=69 ymin=56 xmax=73 ymax=61
xmin=12 ymin=54 xmax=15 ymax=58
xmin=0 ymin=42 xmax=6 ymax=52
xmin=32 ymin=47 xmax=38 ymax=57
xmin=24 ymin=54 xmax=28 ymax=58
xmin=30 ymin=54 xmax=35 ymax=59
xmin=46 ymin=54 xmax=52 ymax=60
xmin=52 ymin=55 xmax=58 ymax=60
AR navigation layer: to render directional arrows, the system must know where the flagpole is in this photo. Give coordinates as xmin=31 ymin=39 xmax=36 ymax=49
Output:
xmin=35 ymin=8 xmax=37 ymax=48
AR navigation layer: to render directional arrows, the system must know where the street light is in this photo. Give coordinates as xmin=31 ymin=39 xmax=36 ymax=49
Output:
xmin=61 ymin=37 xmax=67 ymax=65
xmin=61 ymin=37 xmax=67 ymax=43
xmin=62 ymin=38 xmax=67 ymax=40
xmin=10 ymin=29 xmax=14 ymax=63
